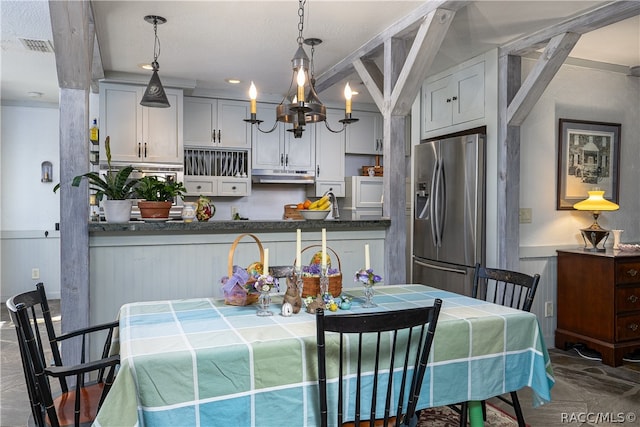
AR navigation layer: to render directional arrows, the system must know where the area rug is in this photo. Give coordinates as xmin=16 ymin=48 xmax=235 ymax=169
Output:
xmin=418 ymin=403 xmax=521 ymax=426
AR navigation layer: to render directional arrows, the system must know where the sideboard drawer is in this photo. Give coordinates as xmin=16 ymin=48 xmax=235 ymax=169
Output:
xmin=615 ymin=261 xmax=640 ymax=284
xmin=617 ymin=286 xmax=640 ymax=313
xmin=616 ymin=314 xmax=640 ymax=341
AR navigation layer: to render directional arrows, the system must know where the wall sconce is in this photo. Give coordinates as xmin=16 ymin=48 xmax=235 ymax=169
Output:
xmin=573 ymin=189 xmax=619 ymax=252
xmin=41 ymin=161 xmax=53 ymax=183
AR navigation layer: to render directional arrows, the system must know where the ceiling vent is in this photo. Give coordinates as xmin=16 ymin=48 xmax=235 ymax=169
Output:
xmin=18 ymin=38 xmax=54 ymax=53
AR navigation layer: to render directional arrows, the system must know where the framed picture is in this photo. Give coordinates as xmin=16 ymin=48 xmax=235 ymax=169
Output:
xmin=557 ymin=119 xmax=620 ymax=210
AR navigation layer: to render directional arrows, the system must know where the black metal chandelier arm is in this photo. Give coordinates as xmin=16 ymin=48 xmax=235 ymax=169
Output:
xmin=256 ymin=121 xmax=279 ymax=134
xmin=323 ymin=120 xmax=347 ymax=134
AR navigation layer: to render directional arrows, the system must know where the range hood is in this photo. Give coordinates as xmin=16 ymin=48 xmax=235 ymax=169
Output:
xmin=251 ymin=169 xmax=315 ymax=184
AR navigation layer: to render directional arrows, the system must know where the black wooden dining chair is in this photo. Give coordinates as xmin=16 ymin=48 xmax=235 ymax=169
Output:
xmin=454 ymin=263 xmax=540 ymax=427
xmin=316 ymin=300 xmax=443 ymax=427
xmin=5 ymin=282 xmax=120 ymax=427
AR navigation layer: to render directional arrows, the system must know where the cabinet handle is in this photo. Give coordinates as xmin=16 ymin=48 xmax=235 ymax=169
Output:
xmin=144 ymin=142 xmax=147 ymax=158
xmin=285 ymin=154 xmax=289 ymax=167
xmin=626 ymin=269 xmax=638 ymax=277
xmin=280 ymin=154 xmax=284 ymax=166
xmin=218 ymin=130 xmax=221 ymax=143
xmin=211 ymin=131 xmax=215 ymax=143
xmin=628 ymin=295 xmax=639 ymax=304
xmin=446 ymin=98 xmax=452 ymax=103
xmin=317 ymin=165 xmax=320 ymax=176
xmin=196 ymin=185 xmax=202 ymax=190
xmin=629 ymin=323 xmax=639 ymax=332
xmin=231 ymin=186 xmax=236 ymax=190
xmin=138 ymin=143 xmax=141 ymax=158
xmin=452 ymin=96 xmax=458 ymax=101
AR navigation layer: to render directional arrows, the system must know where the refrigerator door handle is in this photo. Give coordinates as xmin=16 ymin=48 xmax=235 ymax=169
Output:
xmin=413 ymin=258 xmax=468 ymax=275
xmin=429 ymin=159 xmax=439 ymax=247
xmin=436 ymin=158 xmax=446 ymax=244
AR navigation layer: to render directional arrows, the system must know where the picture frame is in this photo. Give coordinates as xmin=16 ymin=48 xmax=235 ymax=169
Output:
xmin=557 ymin=118 xmax=620 ymax=210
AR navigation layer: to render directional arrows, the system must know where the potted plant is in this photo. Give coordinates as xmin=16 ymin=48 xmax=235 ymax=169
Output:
xmin=135 ymin=175 xmax=186 ymax=219
xmin=53 ymin=136 xmax=138 ymax=223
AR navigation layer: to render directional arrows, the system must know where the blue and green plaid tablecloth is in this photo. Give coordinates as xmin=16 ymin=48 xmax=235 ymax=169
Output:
xmin=94 ymin=284 xmax=554 ymax=427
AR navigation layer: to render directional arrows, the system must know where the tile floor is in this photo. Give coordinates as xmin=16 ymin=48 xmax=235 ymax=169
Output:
xmin=1 ymin=299 xmax=639 ymax=427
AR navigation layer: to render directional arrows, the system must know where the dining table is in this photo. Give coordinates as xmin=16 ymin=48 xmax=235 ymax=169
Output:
xmin=93 ymin=284 xmax=554 ymax=427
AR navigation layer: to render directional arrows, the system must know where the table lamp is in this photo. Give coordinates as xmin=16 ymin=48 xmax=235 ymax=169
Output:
xmin=573 ymin=190 xmax=619 ymax=252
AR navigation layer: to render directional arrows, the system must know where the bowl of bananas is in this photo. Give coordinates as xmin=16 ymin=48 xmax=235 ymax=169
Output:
xmin=298 ymin=195 xmax=331 ymax=220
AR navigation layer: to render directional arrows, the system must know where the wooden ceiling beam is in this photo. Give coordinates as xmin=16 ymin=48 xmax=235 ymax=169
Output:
xmin=314 ymin=0 xmax=468 ymax=94
xmin=501 ymin=1 xmax=640 ymax=57
xmin=507 ymin=32 xmax=581 ymax=126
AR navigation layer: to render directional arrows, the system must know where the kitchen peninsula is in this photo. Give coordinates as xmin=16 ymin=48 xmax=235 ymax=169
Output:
xmin=88 ymin=219 xmax=389 ymax=326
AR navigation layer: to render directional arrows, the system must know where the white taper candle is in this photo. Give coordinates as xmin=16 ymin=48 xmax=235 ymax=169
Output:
xmin=365 ymin=244 xmax=370 ymax=270
xmin=263 ymin=248 xmax=269 ymax=276
xmin=321 ymin=228 xmax=327 ymax=269
xmin=296 ymin=229 xmax=302 ymax=269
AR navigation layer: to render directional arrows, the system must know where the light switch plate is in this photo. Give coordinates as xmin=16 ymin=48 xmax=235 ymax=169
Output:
xmin=519 ymin=208 xmax=532 ymax=224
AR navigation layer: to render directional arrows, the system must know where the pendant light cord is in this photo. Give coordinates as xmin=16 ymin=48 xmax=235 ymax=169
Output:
xmin=153 ymin=18 xmax=161 ymax=66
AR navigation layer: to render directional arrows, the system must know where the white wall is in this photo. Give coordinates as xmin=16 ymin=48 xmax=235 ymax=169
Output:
xmin=1 ymin=104 xmax=61 ymax=300
xmin=518 ymin=61 xmax=640 ymax=347
xmin=520 ymin=61 xmax=640 ymax=248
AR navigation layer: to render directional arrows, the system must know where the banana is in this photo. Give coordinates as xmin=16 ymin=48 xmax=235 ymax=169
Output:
xmin=308 ymin=195 xmax=330 ymax=210
xmin=317 ymin=200 xmax=331 ymax=210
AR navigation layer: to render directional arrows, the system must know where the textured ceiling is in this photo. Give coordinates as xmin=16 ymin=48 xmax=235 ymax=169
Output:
xmin=1 ymin=1 xmax=638 ymax=106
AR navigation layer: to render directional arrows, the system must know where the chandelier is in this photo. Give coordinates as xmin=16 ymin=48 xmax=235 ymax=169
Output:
xmin=244 ymin=0 xmax=358 ymax=138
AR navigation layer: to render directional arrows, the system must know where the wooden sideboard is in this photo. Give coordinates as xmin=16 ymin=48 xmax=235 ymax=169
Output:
xmin=556 ymin=249 xmax=640 ymax=367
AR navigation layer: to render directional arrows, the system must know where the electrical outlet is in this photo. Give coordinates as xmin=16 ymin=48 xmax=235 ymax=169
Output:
xmin=519 ymin=208 xmax=532 ymax=224
xmin=544 ymin=301 xmax=553 ymax=317
xmin=32 ymin=268 xmax=40 ymax=280
xmin=231 ymin=206 xmax=238 ymax=218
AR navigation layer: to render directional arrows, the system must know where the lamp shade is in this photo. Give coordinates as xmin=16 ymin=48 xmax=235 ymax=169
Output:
xmin=140 ymin=68 xmax=170 ymax=108
xmin=573 ymin=190 xmax=619 ymax=212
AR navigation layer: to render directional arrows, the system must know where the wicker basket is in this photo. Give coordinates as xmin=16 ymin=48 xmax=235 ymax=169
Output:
xmin=223 ymin=233 xmax=262 ymax=306
xmin=295 ymin=245 xmax=342 ymax=298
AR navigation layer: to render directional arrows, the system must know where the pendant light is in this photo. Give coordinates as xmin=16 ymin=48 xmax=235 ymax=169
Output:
xmin=245 ymin=0 xmax=357 ymax=138
xmin=140 ymin=15 xmax=170 ymax=108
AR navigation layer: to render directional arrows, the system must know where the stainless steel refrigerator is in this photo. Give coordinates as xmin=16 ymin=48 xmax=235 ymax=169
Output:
xmin=412 ymin=131 xmax=485 ymax=296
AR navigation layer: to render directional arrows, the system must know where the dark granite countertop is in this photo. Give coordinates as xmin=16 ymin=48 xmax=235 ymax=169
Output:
xmin=88 ymin=218 xmax=391 ymax=234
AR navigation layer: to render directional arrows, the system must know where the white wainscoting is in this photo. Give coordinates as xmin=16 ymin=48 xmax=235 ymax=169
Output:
xmin=1 ymin=230 xmax=61 ymax=301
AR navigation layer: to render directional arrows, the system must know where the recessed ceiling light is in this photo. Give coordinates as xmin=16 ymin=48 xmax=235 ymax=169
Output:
xmin=27 ymin=91 xmax=43 ymax=98
xmin=139 ymin=63 xmax=153 ymax=70
xmin=226 ymin=78 xmax=241 ymax=84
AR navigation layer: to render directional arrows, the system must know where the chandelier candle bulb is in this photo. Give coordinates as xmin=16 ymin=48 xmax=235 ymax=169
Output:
xmin=296 ymin=229 xmax=302 ymax=269
xmin=365 ymin=244 xmax=370 ymax=270
xmin=344 ymin=83 xmax=352 ymax=114
xmin=297 ymin=68 xmax=305 ymax=103
xmin=249 ymin=82 xmax=257 ymax=114
xmin=321 ymin=228 xmax=327 ymax=269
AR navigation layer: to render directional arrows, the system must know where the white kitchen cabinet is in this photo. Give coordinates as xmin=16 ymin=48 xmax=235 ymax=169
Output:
xmin=99 ymin=82 xmax=183 ymax=164
xmin=183 ymin=147 xmax=251 ymax=197
xmin=346 ymin=110 xmax=383 ymax=155
xmin=422 ymin=60 xmax=485 ymax=134
xmin=184 ymin=97 xmax=250 ymax=149
xmin=184 ymin=176 xmax=250 ymax=197
xmin=341 ymin=176 xmax=383 ymax=219
xmin=310 ymin=109 xmax=345 ymax=197
xmin=251 ymin=103 xmax=315 ymax=172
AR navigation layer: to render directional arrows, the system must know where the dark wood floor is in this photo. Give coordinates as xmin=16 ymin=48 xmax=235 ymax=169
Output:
xmin=2 ymin=300 xmax=639 ymax=426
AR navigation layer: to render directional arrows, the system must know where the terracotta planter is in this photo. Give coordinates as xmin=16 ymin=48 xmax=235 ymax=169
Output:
xmin=137 ymin=201 xmax=172 ymax=219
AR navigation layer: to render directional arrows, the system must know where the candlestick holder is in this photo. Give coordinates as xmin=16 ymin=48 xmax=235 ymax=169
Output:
xmin=320 ymin=266 xmax=329 ymax=296
xmin=294 ymin=266 xmax=304 ymax=297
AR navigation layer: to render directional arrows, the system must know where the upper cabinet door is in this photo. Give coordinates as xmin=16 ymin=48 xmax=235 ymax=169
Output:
xmin=346 ymin=111 xmax=382 ymax=155
xmin=100 ymin=84 xmax=142 ymax=163
xmin=184 ymin=98 xmax=216 ymax=145
xmin=316 ymin=109 xmax=345 ymax=182
xmin=143 ymin=90 xmax=183 ymax=164
xmin=251 ymin=103 xmax=284 ymax=170
xmin=184 ymin=97 xmax=250 ymax=148
xmin=217 ymin=100 xmax=250 ymax=149
xmin=284 ymin=124 xmax=315 ymax=171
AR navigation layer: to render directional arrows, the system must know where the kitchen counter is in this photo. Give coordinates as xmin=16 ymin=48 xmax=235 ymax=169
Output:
xmin=88 ymin=218 xmax=390 ymax=234
xmin=88 ymin=220 xmax=389 ymax=331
